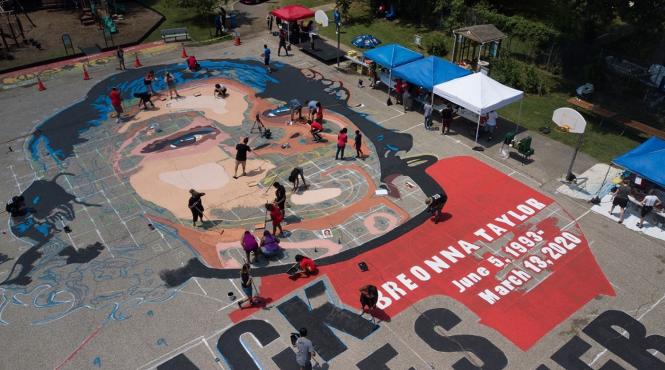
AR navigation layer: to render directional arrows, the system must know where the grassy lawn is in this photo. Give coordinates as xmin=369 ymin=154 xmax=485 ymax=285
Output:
xmin=141 ymin=0 xmax=216 ymax=42
xmin=499 ymin=93 xmax=640 ymax=163
xmin=318 ymin=2 xmax=432 ymax=53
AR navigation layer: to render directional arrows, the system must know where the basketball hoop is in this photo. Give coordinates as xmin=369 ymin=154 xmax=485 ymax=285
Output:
xmin=557 ymin=124 xmax=571 ymax=133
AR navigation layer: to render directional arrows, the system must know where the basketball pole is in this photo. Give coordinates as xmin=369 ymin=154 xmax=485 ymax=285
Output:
xmin=566 ymin=131 xmax=584 ymax=182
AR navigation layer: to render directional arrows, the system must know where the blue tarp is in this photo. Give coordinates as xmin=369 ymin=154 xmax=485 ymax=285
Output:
xmin=363 ymin=44 xmax=423 ymax=69
xmin=392 ymin=56 xmax=471 ymax=91
xmin=613 ymin=136 xmax=665 ymax=188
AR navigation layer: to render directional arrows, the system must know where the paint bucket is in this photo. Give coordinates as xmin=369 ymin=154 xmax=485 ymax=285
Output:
xmin=228 ymin=292 xmax=236 ymax=301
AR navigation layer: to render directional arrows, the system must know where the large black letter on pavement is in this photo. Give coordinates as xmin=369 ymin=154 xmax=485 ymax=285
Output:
xmin=277 ymin=281 xmax=377 ymax=361
xmin=551 ymin=335 xmax=625 ymax=370
xmin=356 ymin=343 xmax=416 ymax=370
xmin=583 ymin=310 xmax=665 ymax=369
xmin=217 ymin=319 xmax=280 ymax=370
xmin=414 ymin=308 xmax=507 ymax=370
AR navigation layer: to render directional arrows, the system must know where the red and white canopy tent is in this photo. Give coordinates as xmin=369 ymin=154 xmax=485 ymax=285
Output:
xmin=270 ymin=5 xmax=315 ymax=43
xmin=270 ymin=5 xmax=315 ymax=21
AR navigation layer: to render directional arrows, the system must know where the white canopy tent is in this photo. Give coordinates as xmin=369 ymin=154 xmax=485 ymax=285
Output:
xmin=433 ymin=73 xmax=524 ymax=145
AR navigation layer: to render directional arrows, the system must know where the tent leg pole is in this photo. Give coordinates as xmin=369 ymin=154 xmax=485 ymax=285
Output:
xmin=388 ymin=69 xmax=392 ymax=99
xmin=590 ymin=163 xmax=613 ymax=204
xmin=473 ymin=115 xmax=483 ymax=151
xmin=515 ymin=99 xmax=522 ymax=133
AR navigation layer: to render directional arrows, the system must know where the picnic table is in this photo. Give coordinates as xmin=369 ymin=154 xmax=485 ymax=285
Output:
xmin=567 ymin=97 xmax=665 ymax=139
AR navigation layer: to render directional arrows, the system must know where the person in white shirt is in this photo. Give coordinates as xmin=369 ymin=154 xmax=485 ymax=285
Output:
xmin=484 ymin=110 xmax=498 ymax=140
xmin=638 ymin=190 xmax=662 ymax=228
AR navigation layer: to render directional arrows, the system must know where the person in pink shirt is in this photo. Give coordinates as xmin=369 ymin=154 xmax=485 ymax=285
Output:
xmin=335 ymin=127 xmax=348 ymax=160
xmin=109 ymin=87 xmax=123 ymax=124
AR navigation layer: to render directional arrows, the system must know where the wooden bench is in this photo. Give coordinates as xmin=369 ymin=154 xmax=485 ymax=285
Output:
xmin=566 ymin=97 xmax=617 ymax=120
xmin=160 ymin=28 xmax=189 ymax=43
xmin=567 ymin=97 xmax=665 ymax=139
xmin=620 ymin=119 xmax=665 ymax=139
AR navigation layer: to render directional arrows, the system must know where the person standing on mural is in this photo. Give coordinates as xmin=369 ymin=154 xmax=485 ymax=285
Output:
xmin=109 ymin=87 xmax=123 ymax=124
xmin=425 ymin=191 xmax=447 ymax=224
xmin=354 ymin=129 xmax=364 ymax=158
xmin=116 ymin=47 xmax=125 ymax=70
xmin=335 ymin=128 xmax=348 ymax=160
xmin=234 ymin=137 xmax=252 ymax=179
xmin=267 ymin=203 xmax=284 ymax=236
xmin=273 ymin=182 xmax=287 ymax=216
xmin=144 ymin=70 xmax=155 ymax=94
xmin=188 ymin=189 xmax=205 ymax=227
xmin=237 ymin=263 xmax=257 ymax=309
xmin=294 ymin=327 xmax=317 ymax=370
xmin=263 ymin=44 xmax=272 ymax=73
xmin=165 ymin=72 xmax=180 ymax=99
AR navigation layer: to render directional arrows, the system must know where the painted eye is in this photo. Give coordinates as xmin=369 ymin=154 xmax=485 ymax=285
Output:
xmin=142 ymin=127 xmax=219 ymax=153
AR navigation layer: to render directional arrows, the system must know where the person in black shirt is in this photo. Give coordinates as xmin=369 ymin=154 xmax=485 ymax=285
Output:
xmin=441 ymin=104 xmax=453 ymax=135
xmin=354 ymin=130 xmax=364 ymax=158
xmin=234 ymin=137 xmax=252 ymax=178
xmin=134 ymin=91 xmax=154 ymax=110
xmin=359 ymin=284 xmax=378 ymax=316
xmin=238 ymin=263 xmax=256 ymax=309
xmin=188 ymin=189 xmax=206 ymax=226
xmin=288 ymin=167 xmax=307 ymax=191
xmin=425 ymin=191 xmax=447 ymax=224
xmin=274 ymin=182 xmax=286 ymax=215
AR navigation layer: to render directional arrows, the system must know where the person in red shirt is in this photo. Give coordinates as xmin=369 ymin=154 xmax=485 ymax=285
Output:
xmin=310 ymin=120 xmax=323 ymax=142
xmin=394 ymin=78 xmax=403 ymax=104
xmin=109 ymin=87 xmax=123 ymax=124
xmin=187 ymin=55 xmax=200 ymax=71
xmin=266 ymin=203 xmax=284 ymax=236
xmin=295 ymin=254 xmax=317 ymax=277
xmin=335 ymin=127 xmax=348 ymax=160
xmin=315 ymin=102 xmax=323 ymax=123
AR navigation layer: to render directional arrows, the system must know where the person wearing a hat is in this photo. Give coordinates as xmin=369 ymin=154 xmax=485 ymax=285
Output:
xmin=425 ymin=191 xmax=447 ymax=224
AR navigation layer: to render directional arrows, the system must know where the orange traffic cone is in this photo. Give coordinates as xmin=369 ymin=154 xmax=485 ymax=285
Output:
xmin=234 ymin=32 xmax=241 ymax=46
xmin=83 ymin=65 xmax=91 ymax=80
xmin=181 ymin=46 xmax=188 ymax=58
xmin=134 ymin=53 xmax=143 ymax=68
xmin=37 ymin=77 xmax=46 ymax=91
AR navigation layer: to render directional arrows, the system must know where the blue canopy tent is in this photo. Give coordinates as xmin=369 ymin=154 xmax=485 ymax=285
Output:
xmin=363 ymin=43 xmax=423 ymax=68
xmin=392 ymin=56 xmax=471 ymax=92
xmin=613 ymin=137 xmax=665 ymax=188
xmin=364 ymin=44 xmax=423 ymax=91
